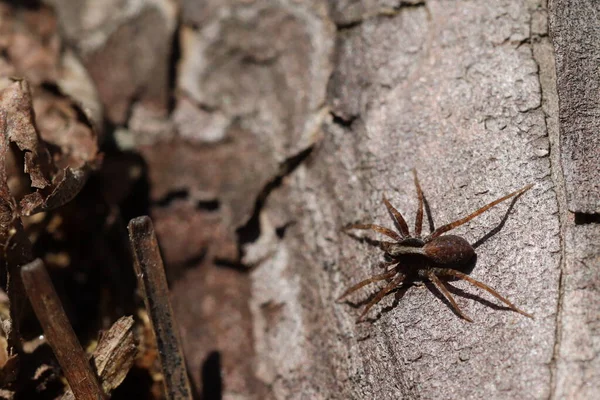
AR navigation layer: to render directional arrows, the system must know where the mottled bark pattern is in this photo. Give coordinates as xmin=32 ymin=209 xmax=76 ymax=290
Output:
xmin=35 ymin=0 xmax=599 ymax=398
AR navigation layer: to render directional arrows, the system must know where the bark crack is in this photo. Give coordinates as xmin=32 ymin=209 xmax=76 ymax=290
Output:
xmin=236 ymin=145 xmax=314 ymax=255
xmin=334 ymin=1 xmax=426 ymax=31
xmin=529 ymin=3 xmax=568 ymax=398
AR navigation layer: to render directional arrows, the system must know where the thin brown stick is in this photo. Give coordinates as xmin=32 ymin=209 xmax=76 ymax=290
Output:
xmin=413 ymin=169 xmax=424 ymax=237
xmin=427 ymin=184 xmax=533 ymax=240
xmin=344 ymin=223 xmax=402 ymax=241
xmin=357 ymin=274 xmax=405 ymax=322
xmin=21 ymin=259 xmax=106 ymax=400
xmin=434 ymin=268 xmax=533 ymax=318
xmin=427 ymin=270 xmax=473 ymax=322
xmin=382 ymin=195 xmax=410 ymax=237
xmin=128 ymin=216 xmax=193 ymax=400
xmin=337 ymin=269 xmax=397 ymax=301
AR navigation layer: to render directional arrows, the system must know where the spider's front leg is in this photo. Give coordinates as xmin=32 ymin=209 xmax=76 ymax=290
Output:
xmin=337 ymin=267 xmax=397 ymax=301
xmin=344 ymin=223 xmax=402 ymax=241
xmin=356 ymin=273 xmax=406 ymax=322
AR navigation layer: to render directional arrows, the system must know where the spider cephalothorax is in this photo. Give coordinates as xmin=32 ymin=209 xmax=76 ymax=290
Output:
xmin=339 ymin=170 xmax=533 ymax=323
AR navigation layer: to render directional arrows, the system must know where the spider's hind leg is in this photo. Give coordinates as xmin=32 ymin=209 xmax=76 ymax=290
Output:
xmin=427 ymin=270 xmax=473 ymax=322
xmin=434 ymin=268 xmax=533 ymax=318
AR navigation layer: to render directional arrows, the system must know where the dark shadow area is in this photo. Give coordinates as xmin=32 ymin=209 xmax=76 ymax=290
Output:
xmin=364 ymin=284 xmax=412 ymax=323
xmin=214 ymin=257 xmax=248 ymax=272
xmin=472 ymin=191 xmax=526 ymax=249
xmin=14 ymin=343 xmax=64 ymax=400
xmin=3 ymin=0 xmax=41 ymax=9
xmin=444 ymin=281 xmax=512 ymax=312
xmin=112 ymin=366 xmax=155 ymax=400
xmin=167 ymin=14 xmax=182 ymax=113
xmin=574 ymin=212 xmax=600 ymax=225
xmin=197 ymin=199 xmax=220 ymax=212
xmin=24 ymin=135 xmax=155 ymax=395
xmin=329 ymin=111 xmax=357 ymax=128
xmin=154 ymin=189 xmax=189 ymax=207
xmin=201 ymin=351 xmax=223 ymax=400
xmin=236 ymin=146 xmax=313 ymax=250
xmin=275 ymin=221 xmax=296 ymax=239
xmin=424 ymin=281 xmax=468 ymax=321
xmin=424 ymin=278 xmax=515 ymax=322
xmin=343 ymin=231 xmax=396 ymax=252
xmin=423 ymin=191 xmax=436 ymax=235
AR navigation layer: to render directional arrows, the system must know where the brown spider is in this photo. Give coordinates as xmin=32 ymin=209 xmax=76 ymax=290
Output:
xmin=339 ymin=170 xmax=534 ymax=323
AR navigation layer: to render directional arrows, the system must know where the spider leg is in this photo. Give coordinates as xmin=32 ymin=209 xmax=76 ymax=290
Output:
xmin=344 ymin=223 xmax=402 ymax=241
xmin=337 ymin=268 xmax=397 ymax=301
xmin=427 ymin=184 xmax=533 ymax=240
xmin=433 ymin=268 xmax=533 ymax=318
xmin=356 ymin=273 xmax=405 ymax=322
xmin=382 ymin=196 xmax=410 ymax=238
xmin=413 ymin=169 xmax=424 ymax=237
xmin=427 ymin=270 xmax=473 ymax=322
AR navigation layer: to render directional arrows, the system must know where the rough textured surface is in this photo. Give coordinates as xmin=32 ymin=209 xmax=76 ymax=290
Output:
xmin=329 ymin=0 xmax=425 ymax=26
xmin=249 ymin=1 xmax=563 ymax=399
xmin=43 ymin=0 xmax=177 ymax=127
xmin=554 ymin=225 xmax=600 ymax=399
xmin=163 ymin=1 xmax=334 ymax=397
xmin=548 ymin=0 xmax=600 ymax=214
xmin=548 ymin=1 xmax=600 ymax=398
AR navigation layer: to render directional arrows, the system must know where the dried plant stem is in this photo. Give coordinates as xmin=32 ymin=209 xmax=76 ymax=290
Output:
xmin=20 ymin=259 xmax=106 ymax=400
xmin=128 ymin=216 xmax=192 ymax=400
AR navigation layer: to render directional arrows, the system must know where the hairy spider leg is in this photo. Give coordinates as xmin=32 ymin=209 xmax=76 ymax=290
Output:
xmin=427 ymin=270 xmax=473 ymax=322
xmin=427 ymin=184 xmax=534 ymax=240
xmin=357 ymin=273 xmax=405 ymax=322
xmin=433 ymin=268 xmax=533 ymax=318
xmin=337 ymin=267 xmax=397 ymax=301
xmin=413 ymin=169 xmax=425 ymax=237
xmin=382 ymin=195 xmax=410 ymax=237
xmin=345 ymin=223 xmax=402 ymax=241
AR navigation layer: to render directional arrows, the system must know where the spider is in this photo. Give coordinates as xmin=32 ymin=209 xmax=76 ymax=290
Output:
xmin=339 ymin=170 xmax=534 ymax=323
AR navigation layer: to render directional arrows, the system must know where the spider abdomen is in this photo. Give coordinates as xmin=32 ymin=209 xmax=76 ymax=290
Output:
xmin=423 ymin=235 xmax=475 ymax=265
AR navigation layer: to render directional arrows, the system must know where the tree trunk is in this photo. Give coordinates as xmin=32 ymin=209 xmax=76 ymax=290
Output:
xmin=43 ymin=0 xmax=600 ymax=398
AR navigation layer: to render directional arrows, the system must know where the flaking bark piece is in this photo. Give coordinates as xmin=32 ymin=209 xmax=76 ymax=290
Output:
xmin=60 ymin=316 xmax=137 ymax=399
xmin=0 ymin=335 xmax=18 ymax=387
xmin=32 ymin=85 xmax=99 ymax=170
xmin=0 ymin=111 xmax=16 ymax=241
xmin=92 ymin=316 xmax=137 ymax=394
xmin=61 ymin=316 xmax=137 ymax=400
xmin=0 ymin=79 xmax=100 ymax=216
xmin=0 ymin=110 xmax=33 ymax=350
xmin=20 ymin=164 xmax=94 ymax=216
xmin=0 ymin=79 xmax=53 ymax=190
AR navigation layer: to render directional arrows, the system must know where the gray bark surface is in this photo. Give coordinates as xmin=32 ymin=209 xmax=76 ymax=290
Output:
xmin=549 ymin=0 xmax=600 ymax=214
xmin=248 ymin=1 xmax=563 ymax=399
xmin=549 ymin=1 xmax=600 ymax=398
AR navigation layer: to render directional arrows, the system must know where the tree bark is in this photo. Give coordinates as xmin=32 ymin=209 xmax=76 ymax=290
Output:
xmin=41 ymin=0 xmax=600 ymax=398
xmin=247 ymin=1 xmax=562 ymax=398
